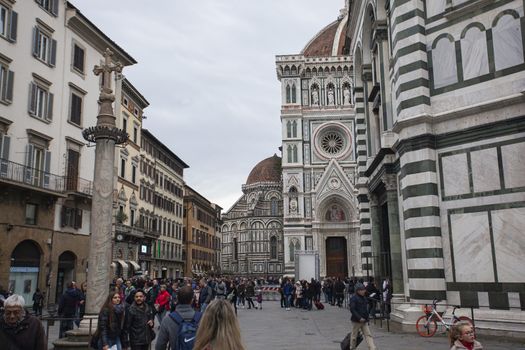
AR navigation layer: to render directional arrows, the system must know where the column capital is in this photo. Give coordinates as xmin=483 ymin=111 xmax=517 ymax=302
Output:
xmin=382 ymin=174 xmax=398 ymax=192
xmin=367 ymin=193 xmax=379 ymax=206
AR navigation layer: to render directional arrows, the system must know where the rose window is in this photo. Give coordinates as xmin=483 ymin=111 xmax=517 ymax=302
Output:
xmin=320 ymin=132 xmax=344 ymax=155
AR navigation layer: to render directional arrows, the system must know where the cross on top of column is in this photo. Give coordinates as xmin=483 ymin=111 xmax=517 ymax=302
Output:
xmin=93 ymin=48 xmax=123 ymax=92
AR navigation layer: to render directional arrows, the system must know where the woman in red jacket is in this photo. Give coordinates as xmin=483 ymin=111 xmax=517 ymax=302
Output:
xmin=154 ymin=284 xmax=170 ymax=324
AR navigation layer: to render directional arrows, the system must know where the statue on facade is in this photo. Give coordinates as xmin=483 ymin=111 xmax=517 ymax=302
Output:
xmin=343 ymin=85 xmax=351 ymax=105
xmin=327 ymin=86 xmax=335 ymax=105
xmin=289 ymin=197 xmax=298 ymax=214
xmin=311 ymin=87 xmax=319 ymax=106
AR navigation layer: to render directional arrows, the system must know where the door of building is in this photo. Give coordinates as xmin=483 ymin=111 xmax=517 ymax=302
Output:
xmin=325 ymin=237 xmax=348 ymax=278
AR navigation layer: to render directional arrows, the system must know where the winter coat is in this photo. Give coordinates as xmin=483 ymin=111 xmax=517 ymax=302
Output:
xmin=97 ymin=306 xmax=126 ymax=348
xmin=350 ymin=293 xmax=369 ymax=322
xmin=58 ymin=287 xmax=82 ymax=317
xmin=155 ymin=304 xmax=197 ymax=350
xmin=283 ymin=283 xmax=294 ymax=296
xmin=334 ymin=281 xmax=346 ymax=296
xmin=0 ymin=313 xmax=47 ymax=350
xmin=125 ymin=302 xmax=154 ymax=346
xmin=155 ymin=290 xmax=171 ymax=312
xmin=450 ymin=340 xmax=483 ymax=350
xmin=245 ymin=284 xmax=255 ymax=298
xmin=199 ymin=285 xmax=213 ymax=305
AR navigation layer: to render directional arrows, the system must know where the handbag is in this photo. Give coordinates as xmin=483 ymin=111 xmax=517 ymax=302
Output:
xmin=340 ymin=330 xmax=363 ymax=350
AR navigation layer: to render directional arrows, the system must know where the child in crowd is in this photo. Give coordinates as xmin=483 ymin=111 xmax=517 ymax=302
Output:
xmin=449 ymin=321 xmax=482 ymax=350
xmin=256 ymin=289 xmax=263 ymax=310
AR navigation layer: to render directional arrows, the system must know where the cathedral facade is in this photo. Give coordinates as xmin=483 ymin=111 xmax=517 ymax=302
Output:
xmin=276 ymin=6 xmax=362 ymax=279
xmin=221 ymin=155 xmax=284 ymax=278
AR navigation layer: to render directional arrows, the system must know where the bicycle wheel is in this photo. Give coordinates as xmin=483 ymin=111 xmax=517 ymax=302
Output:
xmin=416 ymin=315 xmax=438 ymax=337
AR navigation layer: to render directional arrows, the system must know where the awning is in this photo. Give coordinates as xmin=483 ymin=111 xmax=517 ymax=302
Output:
xmin=128 ymin=260 xmax=140 ymax=270
xmin=115 ymin=259 xmax=129 ymax=269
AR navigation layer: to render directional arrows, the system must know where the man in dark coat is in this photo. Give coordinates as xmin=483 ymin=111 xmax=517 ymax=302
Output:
xmin=0 ymin=294 xmax=47 ymax=350
xmin=124 ymin=289 xmax=155 ymax=350
xmin=349 ymin=283 xmax=376 ymax=350
xmin=58 ymin=281 xmax=82 ymax=338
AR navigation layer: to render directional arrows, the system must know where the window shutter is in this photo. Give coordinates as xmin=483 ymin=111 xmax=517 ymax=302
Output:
xmin=32 ymin=27 xmax=39 ymax=57
xmin=51 ymin=0 xmax=59 ymax=17
xmin=46 ymin=92 xmax=54 ymax=121
xmin=49 ymin=39 xmax=57 ymax=67
xmin=28 ymin=82 xmax=37 ymax=115
xmin=61 ymin=206 xmax=66 ymax=227
xmin=43 ymin=150 xmax=51 ymax=188
xmin=5 ymin=70 xmax=14 ymax=103
xmin=25 ymin=144 xmax=34 ymax=183
xmin=0 ymin=135 xmax=10 ymax=176
xmin=8 ymin=11 xmax=17 ymax=42
xmin=74 ymin=208 xmax=83 ymax=229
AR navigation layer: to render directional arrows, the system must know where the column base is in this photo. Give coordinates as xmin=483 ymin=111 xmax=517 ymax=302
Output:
xmin=52 ymin=315 xmax=97 ymax=350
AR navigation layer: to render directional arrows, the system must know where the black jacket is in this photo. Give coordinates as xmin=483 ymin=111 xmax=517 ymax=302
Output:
xmin=0 ymin=314 xmax=47 ymax=350
xmin=98 ymin=306 xmax=126 ymax=347
xmin=350 ymin=294 xmax=369 ymax=322
xmin=125 ymin=302 xmax=154 ymax=346
xmin=58 ymin=288 xmax=82 ymax=317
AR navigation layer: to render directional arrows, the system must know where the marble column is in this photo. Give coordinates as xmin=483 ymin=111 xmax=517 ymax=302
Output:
xmin=83 ymin=49 xmax=127 ymax=314
xmin=383 ymin=175 xmax=403 ymax=295
xmin=368 ymin=193 xmax=381 ymax=279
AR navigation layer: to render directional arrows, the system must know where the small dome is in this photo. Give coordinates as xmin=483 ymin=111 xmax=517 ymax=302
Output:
xmin=246 ymin=154 xmax=282 ymax=185
xmin=301 ymin=15 xmax=349 ymax=57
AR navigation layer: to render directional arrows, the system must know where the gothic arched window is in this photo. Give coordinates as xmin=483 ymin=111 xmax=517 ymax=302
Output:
xmin=271 ymin=198 xmax=279 ymax=216
xmin=292 ymin=145 xmax=298 ymax=163
xmin=287 ymin=145 xmax=293 ymax=163
xmin=286 ymin=121 xmax=292 ymax=138
xmin=493 ymin=12 xmax=524 ymax=71
xmin=291 ymin=120 xmax=297 ymax=138
xmin=291 ymin=84 xmax=297 ymax=103
xmin=289 ymin=240 xmax=296 ymax=262
xmin=270 ymin=236 xmax=277 ymax=259
xmin=286 ymin=84 xmax=291 ymax=103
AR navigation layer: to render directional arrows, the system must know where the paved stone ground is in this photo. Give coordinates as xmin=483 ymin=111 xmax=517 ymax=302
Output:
xmin=44 ymin=301 xmax=525 ymax=349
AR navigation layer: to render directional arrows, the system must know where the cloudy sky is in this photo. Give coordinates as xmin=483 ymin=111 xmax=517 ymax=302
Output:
xmin=72 ymin=0 xmax=344 ymax=211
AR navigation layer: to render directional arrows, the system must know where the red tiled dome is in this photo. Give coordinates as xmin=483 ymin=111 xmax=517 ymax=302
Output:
xmin=246 ymin=154 xmax=282 ymax=185
xmin=302 ymin=17 xmax=349 ymax=57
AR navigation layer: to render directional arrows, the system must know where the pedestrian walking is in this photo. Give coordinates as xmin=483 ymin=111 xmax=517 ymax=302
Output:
xmin=155 ymin=284 xmax=171 ymax=325
xmin=0 ymin=294 xmax=47 ymax=350
xmin=349 ymin=283 xmax=377 ymax=350
xmin=245 ymin=280 xmax=256 ymax=309
xmin=198 ymin=278 xmax=213 ymax=313
xmin=155 ymin=286 xmax=202 ymax=350
xmin=193 ymin=299 xmax=246 ymax=350
xmin=58 ymin=281 xmax=82 ymax=338
xmin=32 ymin=288 xmax=44 ymax=316
xmin=227 ymin=281 xmax=238 ymax=315
xmin=91 ymin=291 xmax=127 ymax=350
xmin=283 ymin=279 xmax=293 ymax=311
xmin=449 ymin=321 xmax=482 ymax=350
xmin=124 ymin=289 xmax=155 ymax=350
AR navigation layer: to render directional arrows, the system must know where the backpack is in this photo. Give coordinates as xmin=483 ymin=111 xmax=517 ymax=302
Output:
xmin=169 ymin=311 xmax=202 ymax=350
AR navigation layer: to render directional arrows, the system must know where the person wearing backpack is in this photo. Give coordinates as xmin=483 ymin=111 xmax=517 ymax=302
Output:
xmin=155 ymin=286 xmax=202 ymax=350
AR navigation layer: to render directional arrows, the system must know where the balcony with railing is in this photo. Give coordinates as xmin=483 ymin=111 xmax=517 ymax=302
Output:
xmin=0 ymin=158 xmax=93 ymax=196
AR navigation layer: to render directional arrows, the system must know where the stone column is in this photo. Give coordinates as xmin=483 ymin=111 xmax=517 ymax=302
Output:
xmin=83 ymin=49 xmax=127 ymax=314
xmin=383 ymin=175 xmax=403 ymax=295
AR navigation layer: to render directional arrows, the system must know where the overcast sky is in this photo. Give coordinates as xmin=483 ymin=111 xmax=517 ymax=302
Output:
xmin=72 ymin=0 xmax=344 ymax=211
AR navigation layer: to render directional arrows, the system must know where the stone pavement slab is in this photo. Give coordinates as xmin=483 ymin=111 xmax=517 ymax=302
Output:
xmin=236 ymin=301 xmax=524 ymax=350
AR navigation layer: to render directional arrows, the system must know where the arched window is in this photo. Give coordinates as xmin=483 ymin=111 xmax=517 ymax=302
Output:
xmin=292 ymin=145 xmax=298 ymax=163
xmin=270 ymin=236 xmax=277 ymax=259
xmin=291 ymin=120 xmax=297 ymax=138
xmin=432 ymin=35 xmax=458 ymax=88
xmin=291 ymin=84 xmax=297 ymax=103
xmin=287 ymin=145 xmax=293 ymax=163
xmin=285 ymin=84 xmax=291 ymax=103
xmin=271 ymin=198 xmax=279 ymax=216
xmin=461 ymin=25 xmax=489 ymax=80
xmin=286 ymin=121 xmax=292 ymax=138
xmin=289 ymin=240 xmax=297 ymax=262
xmin=493 ymin=13 xmax=524 ymax=71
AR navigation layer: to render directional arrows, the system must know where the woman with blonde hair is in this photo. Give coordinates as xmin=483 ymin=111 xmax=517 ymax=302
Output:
xmin=193 ymin=299 xmax=246 ymax=350
xmin=449 ymin=321 xmax=482 ymax=350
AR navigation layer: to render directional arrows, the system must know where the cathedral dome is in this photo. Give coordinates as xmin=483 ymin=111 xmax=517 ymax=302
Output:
xmin=246 ymin=154 xmax=282 ymax=185
xmin=301 ymin=11 xmax=349 ymax=57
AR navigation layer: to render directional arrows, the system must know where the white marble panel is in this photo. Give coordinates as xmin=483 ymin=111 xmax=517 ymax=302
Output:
xmin=441 ymin=153 xmax=470 ymax=196
xmin=508 ymin=292 xmax=521 ymax=309
xmin=403 ymin=195 xmax=440 ymax=211
xmin=470 ymin=148 xmax=501 ymax=193
xmin=493 ymin=15 xmax=524 ymax=71
xmin=405 ymin=216 xmax=441 ymax=231
xmin=402 ymin=148 xmax=437 ymax=164
xmin=426 ymin=0 xmax=446 ymax=18
xmin=501 ymin=142 xmax=525 ymax=188
xmin=478 ymin=292 xmax=490 ymax=307
xmin=407 ymin=258 xmax=444 ymax=270
xmin=447 ymin=291 xmax=461 ymax=306
xmin=491 ymin=207 xmax=525 ymax=282
xmin=408 ymin=278 xmax=446 ymax=291
xmin=452 ymin=0 xmax=469 ymax=5
xmin=402 ymin=172 xmax=438 ymax=188
xmin=461 ymin=27 xmax=489 ymax=80
xmin=450 ymin=212 xmax=494 ymax=282
xmin=406 ymin=236 xmax=443 ymax=250
xmin=433 ymin=37 xmax=458 ymax=88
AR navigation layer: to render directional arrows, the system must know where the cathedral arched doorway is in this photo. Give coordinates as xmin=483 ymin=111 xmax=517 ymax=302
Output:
xmin=326 ymin=237 xmax=348 ymax=278
xmin=55 ymin=251 xmax=77 ymax=302
xmin=10 ymin=240 xmax=42 ymax=305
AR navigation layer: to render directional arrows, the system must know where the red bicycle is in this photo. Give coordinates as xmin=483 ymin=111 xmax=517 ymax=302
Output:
xmin=416 ymin=299 xmax=474 ymax=337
